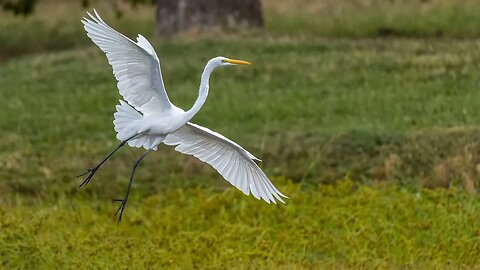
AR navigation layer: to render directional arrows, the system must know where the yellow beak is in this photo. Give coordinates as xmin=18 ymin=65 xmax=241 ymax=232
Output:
xmin=224 ymin=58 xmax=252 ymax=65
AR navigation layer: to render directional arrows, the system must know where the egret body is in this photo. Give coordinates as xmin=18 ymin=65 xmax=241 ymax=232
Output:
xmin=79 ymin=10 xmax=287 ymax=222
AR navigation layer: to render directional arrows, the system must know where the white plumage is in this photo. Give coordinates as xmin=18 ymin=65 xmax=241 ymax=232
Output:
xmin=79 ymin=9 xmax=287 ymax=217
xmin=164 ymin=123 xmax=286 ymax=203
xmin=82 ymin=10 xmax=172 ymax=114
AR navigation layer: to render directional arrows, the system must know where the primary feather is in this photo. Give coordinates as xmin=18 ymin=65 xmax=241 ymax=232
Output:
xmin=82 ymin=10 xmax=172 ymax=114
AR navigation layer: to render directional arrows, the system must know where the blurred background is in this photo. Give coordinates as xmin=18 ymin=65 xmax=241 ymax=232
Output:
xmin=2 ymin=0 xmax=480 ymax=268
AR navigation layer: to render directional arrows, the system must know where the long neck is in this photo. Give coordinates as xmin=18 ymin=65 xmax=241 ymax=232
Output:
xmin=184 ymin=64 xmax=215 ymax=122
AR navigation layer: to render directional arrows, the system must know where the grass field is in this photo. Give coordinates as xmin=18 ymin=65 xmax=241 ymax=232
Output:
xmin=3 ymin=180 xmax=480 ymax=268
xmin=2 ymin=0 xmax=480 ymax=268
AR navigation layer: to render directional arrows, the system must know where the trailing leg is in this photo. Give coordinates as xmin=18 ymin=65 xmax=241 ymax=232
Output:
xmin=113 ymin=149 xmax=150 ymax=223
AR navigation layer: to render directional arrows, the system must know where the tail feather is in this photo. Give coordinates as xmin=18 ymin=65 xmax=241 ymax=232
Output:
xmin=113 ymin=100 xmax=164 ymax=150
xmin=113 ymin=100 xmax=142 ymax=141
xmin=127 ymin=134 xmax=164 ymax=151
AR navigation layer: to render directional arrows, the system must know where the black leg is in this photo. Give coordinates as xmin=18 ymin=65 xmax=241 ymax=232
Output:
xmin=113 ymin=149 xmax=150 ymax=224
xmin=77 ymin=134 xmax=138 ymax=188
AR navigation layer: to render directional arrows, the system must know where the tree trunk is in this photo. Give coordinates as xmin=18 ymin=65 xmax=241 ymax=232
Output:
xmin=155 ymin=0 xmax=263 ymax=36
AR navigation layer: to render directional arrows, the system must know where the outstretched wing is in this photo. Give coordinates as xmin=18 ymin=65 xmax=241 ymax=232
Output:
xmin=82 ymin=9 xmax=171 ymax=114
xmin=163 ymin=123 xmax=288 ymax=204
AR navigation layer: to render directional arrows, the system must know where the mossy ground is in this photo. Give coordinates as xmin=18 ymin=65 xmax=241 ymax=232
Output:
xmin=2 ymin=179 xmax=480 ymax=269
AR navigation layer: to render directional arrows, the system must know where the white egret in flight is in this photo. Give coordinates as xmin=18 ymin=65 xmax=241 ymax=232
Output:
xmin=79 ymin=10 xmax=287 ymax=223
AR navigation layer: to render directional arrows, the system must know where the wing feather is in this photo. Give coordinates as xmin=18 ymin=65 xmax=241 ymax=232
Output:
xmin=82 ymin=9 xmax=172 ymax=114
xmin=163 ymin=123 xmax=287 ymax=204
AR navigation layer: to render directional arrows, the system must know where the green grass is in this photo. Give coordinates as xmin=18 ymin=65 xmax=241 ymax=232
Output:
xmin=2 ymin=36 xmax=480 ymax=267
xmin=2 ymin=179 xmax=480 ymax=269
xmin=2 ymin=37 xmax=480 ymax=197
xmin=3 ymin=0 xmax=480 ymax=268
xmin=265 ymin=0 xmax=480 ymax=38
xmin=4 ymin=0 xmax=480 ymax=61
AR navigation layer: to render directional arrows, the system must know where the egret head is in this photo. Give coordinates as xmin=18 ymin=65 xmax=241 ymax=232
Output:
xmin=208 ymin=56 xmax=251 ymax=69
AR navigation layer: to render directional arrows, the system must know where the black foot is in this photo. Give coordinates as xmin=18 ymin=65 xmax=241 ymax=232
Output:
xmin=113 ymin=197 xmax=128 ymax=224
xmin=77 ymin=167 xmax=99 ymax=188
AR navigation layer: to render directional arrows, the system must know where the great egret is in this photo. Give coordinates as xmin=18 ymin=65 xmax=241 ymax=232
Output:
xmin=79 ymin=10 xmax=287 ymax=223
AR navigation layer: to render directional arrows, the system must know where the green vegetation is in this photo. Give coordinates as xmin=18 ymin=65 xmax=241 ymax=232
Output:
xmin=2 ymin=179 xmax=480 ymax=268
xmin=3 ymin=36 xmax=480 ymax=196
xmin=265 ymin=0 xmax=480 ymax=37
xmin=2 ymin=0 xmax=480 ymax=268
